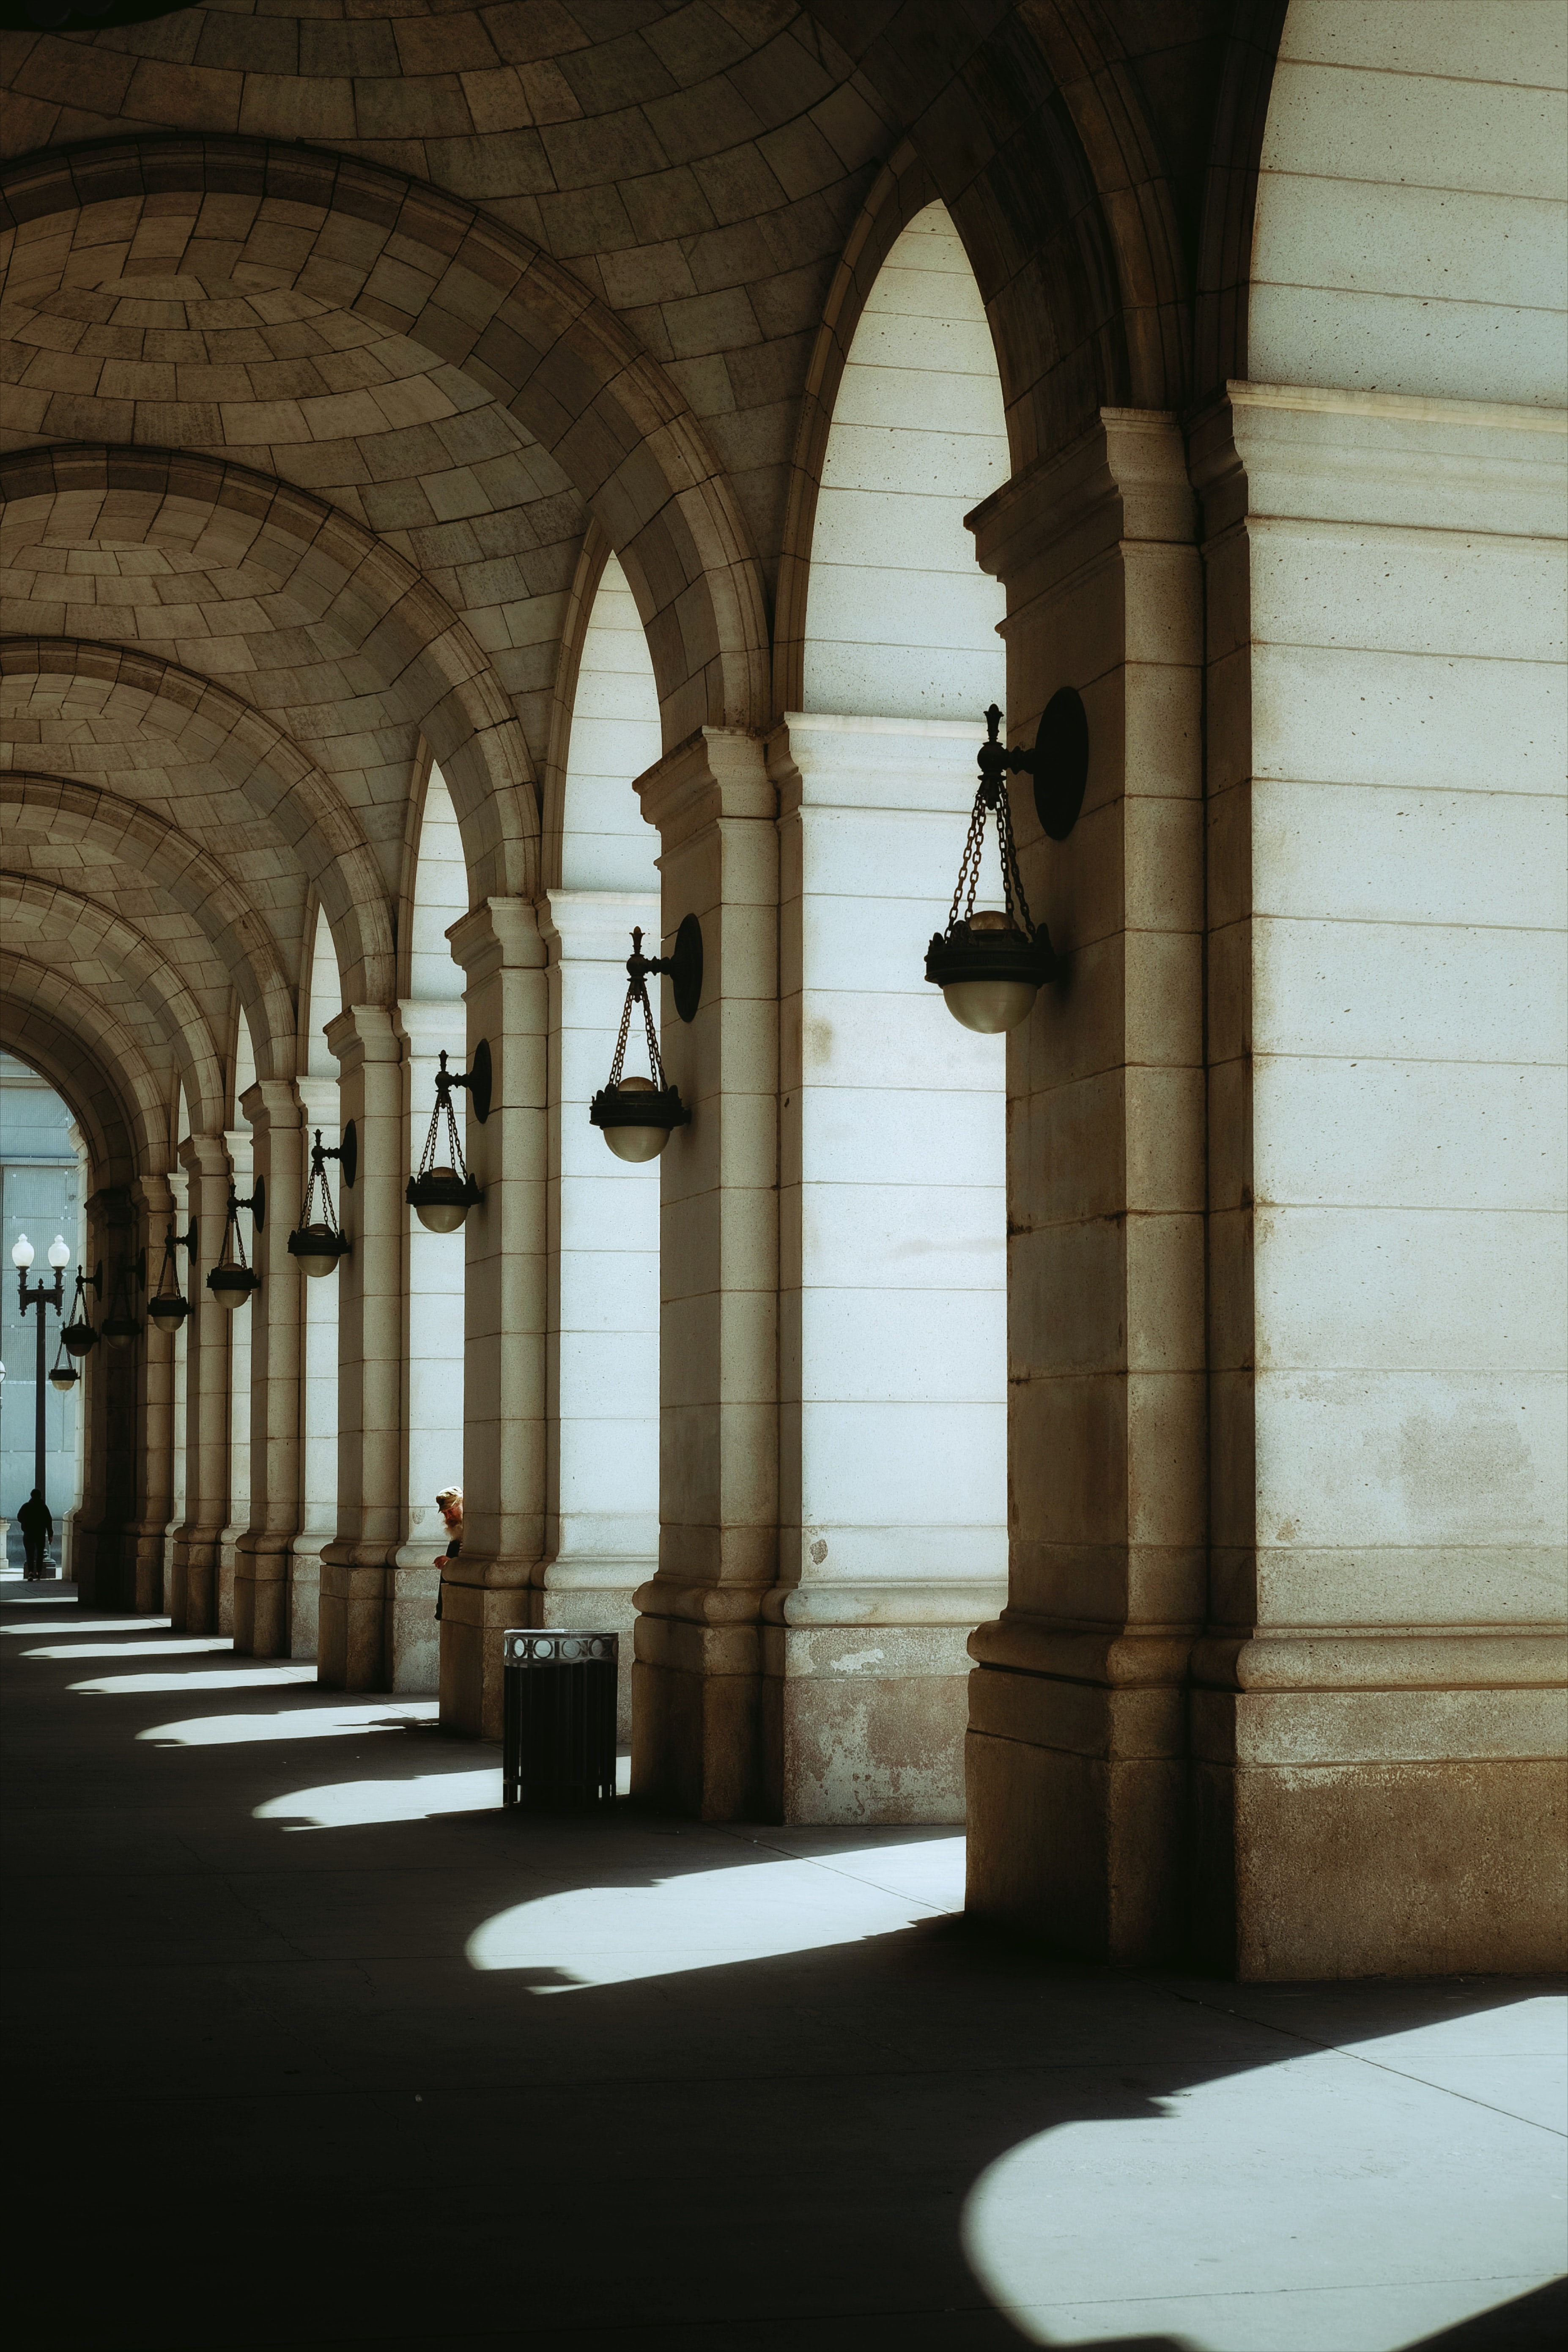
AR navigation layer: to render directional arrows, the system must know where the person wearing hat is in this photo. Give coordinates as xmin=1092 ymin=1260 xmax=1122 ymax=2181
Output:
xmin=433 ymin=1486 xmax=462 ymax=1621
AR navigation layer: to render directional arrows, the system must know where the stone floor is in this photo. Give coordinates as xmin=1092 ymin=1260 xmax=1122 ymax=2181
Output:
xmin=3 ymin=1595 xmax=1563 ymax=2352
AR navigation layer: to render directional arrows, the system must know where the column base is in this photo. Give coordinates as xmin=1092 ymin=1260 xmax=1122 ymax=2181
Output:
xmin=762 ymin=1619 xmax=979 ymax=1824
xmin=288 ymin=1543 xmax=323 ymax=1659
xmin=1190 ymin=1642 xmax=1568 ymax=1978
xmin=217 ymin=1524 xmax=242 ymax=1637
xmin=437 ymin=1566 xmax=535 ymax=1737
xmin=963 ymin=1623 xmax=1191 ymax=1963
xmin=317 ymin=1550 xmax=390 ymax=1690
xmin=388 ymin=1562 xmax=440 ymax=1695
xmin=631 ymin=1600 xmax=764 ymax=1819
xmin=170 ymin=1529 xmax=222 ymax=1634
xmin=233 ymin=1538 xmax=291 ymax=1657
xmin=124 ymin=1522 xmax=166 ymax=1614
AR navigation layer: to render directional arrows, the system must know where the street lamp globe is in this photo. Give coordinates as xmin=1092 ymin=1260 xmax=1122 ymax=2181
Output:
xmin=11 ymin=1234 xmax=35 ymax=1270
xmin=47 ymin=1235 xmax=71 ymax=1270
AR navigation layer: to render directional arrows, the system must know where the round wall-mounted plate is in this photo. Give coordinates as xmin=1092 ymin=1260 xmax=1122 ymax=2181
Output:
xmin=469 ymin=1036 xmax=493 ymax=1124
xmin=252 ymin=1175 xmax=266 ymax=1232
xmin=1033 ymin=687 xmax=1090 ymax=841
xmin=670 ymin=913 xmax=703 ymax=1024
xmin=340 ymin=1119 xmax=358 ymax=1190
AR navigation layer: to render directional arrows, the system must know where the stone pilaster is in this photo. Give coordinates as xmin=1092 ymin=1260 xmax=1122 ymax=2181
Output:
xmin=233 ymin=1081 xmax=304 ymax=1658
xmin=632 ymin=730 xmax=779 ymax=1818
xmin=765 ymin=714 xmax=1009 ymax=1822
xmin=289 ymin=1077 xmax=339 ymax=1660
xmin=440 ymin=899 xmax=548 ymax=1737
xmin=964 ymin=413 xmax=1208 ymax=1960
xmin=215 ymin=1122 xmax=253 ymax=1636
xmin=538 ymin=887 xmax=662 ymax=1742
xmin=73 ymin=1185 xmax=136 ymax=1608
xmin=390 ymin=999 xmax=466 ymax=1696
xmin=1188 ymin=382 xmax=1568 ymax=1976
xmin=125 ymin=1173 xmax=175 ymax=1612
xmin=169 ymin=1134 xmax=233 ymax=1636
xmin=318 ymin=1008 xmax=403 ymax=1689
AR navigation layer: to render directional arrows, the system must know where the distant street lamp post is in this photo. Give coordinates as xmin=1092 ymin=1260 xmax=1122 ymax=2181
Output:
xmin=11 ymin=1231 xmax=72 ymax=1541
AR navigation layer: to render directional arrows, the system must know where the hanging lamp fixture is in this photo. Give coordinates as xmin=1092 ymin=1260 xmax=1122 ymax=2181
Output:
xmin=101 ymin=1255 xmax=141 ymax=1349
xmin=207 ymin=1182 xmax=264 ymax=1310
xmin=288 ymin=1129 xmax=351 ymax=1277
xmin=48 ymin=1320 xmax=79 ymax=1394
xmin=60 ymin=1261 xmax=103 ymax=1357
xmin=589 ymin=920 xmax=700 ymax=1162
xmin=924 ymin=695 xmax=1088 ymax=1033
xmin=146 ymin=1220 xmax=195 ymax=1330
xmin=407 ymin=1043 xmax=489 ymax=1232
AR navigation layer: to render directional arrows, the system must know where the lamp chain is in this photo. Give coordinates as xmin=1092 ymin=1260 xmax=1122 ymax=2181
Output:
xmin=301 ymin=1138 xmax=339 ymax=1236
xmin=417 ymin=1057 xmax=470 ymax=1182
xmin=947 ymin=782 xmax=1038 ymax=940
xmin=608 ymin=972 xmax=669 ymax=1091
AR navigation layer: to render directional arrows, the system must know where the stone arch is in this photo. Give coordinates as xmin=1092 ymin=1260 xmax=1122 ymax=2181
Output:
xmin=1250 ymin=0 xmax=1566 ymax=406
xmin=0 ymin=136 xmax=772 ymax=745
xmin=552 ymin=545 xmax=663 ymax=898
xmin=0 ymin=954 xmax=167 ymax=1184
xmin=774 ymin=143 xmax=941 ymax=718
xmin=798 ymin=192 xmax=1009 ymax=725
xmin=0 ymin=634 xmax=396 ymax=1003
xmin=0 ymin=444 xmax=540 ymax=908
xmin=0 ymin=871 xmax=227 ymax=1134
xmin=0 ymin=770 xmax=297 ymax=1082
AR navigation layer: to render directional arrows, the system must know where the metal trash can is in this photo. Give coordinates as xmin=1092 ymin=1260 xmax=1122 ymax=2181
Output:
xmin=501 ymin=1628 xmax=618 ymax=1812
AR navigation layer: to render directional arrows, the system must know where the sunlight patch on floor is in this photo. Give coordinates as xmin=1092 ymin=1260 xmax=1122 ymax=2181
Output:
xmin=0 ymin=1618 xmax=172 ymax=1637
xmin=465 ymin=1836 xmax=966 ymax=1992
xmin=960 ymin=1998 xmax=1568 ymax=2352
xmin=139 ymin=1697 xmax=440 ymax=1746
xmin=28 ymin=1638 xmax=233 ymax=1660
xmin=70 ymin=1664 xmax=318 ymax=1696
xmin=256 ymin=1767 xmax=503 ymax=1829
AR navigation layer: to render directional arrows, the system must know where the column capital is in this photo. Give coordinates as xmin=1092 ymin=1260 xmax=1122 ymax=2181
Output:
xmin=324 ymin=1004 xmax=400 ymax=1071
xmin=447 ymin=895 xmax=546 ymax=982
xmin=241 ymin=1079 xmax=304 ymax=1135
xmin=768 ymin=711 xmax=987 ymax=821
xmin=131 ymin=1171 xmax=175 ymax=1218
xmin=177 ymin=1132 xmax=231 ymax=1181
xmin=635 ymin=726 xmax=770 ymax=849
xmin=966 ymin=407 xmax=1195 ymax=611
xmin=541 ymin=888 xmax=661 ymax=960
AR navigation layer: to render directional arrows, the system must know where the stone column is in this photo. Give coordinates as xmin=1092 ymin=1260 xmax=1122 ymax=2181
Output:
xmin=632 ymin=730 xmax=779 ymax=1818
xmin=125 ymin=1172 xmax=174 ymax=1612
xmin=538 ymin=887 xmax=662 ymax=1741
xmin=233 ymin=1080 xmax=304 ymax=1658
xmin=964 ymin=414 xmax=1207 ymax=1961
xmin=289 ymin=1076 xmax=339 ymax=1660
xmin=390 ymin=1000 xmax=465 ymax=1695
xmin=164 ymin=1160 xmax=188 ymax=1614
xmin=169 ymin=1133 xmax=233 ymax=1636
xmin=764 ymin=715 xmax=1009 ymax=1822
xmin=318 ymin=1009 xmax=403 ymax=1689
xmin=74 ymin=1185 xmax=136 ymax=1608
xmin=1188 ymin=382 xmax=1567 ymax=1977
xmin=215 ymin=1121 xmax=253 ymax=1637
xmin=440 ymin=899 xmax=548 ymax=1737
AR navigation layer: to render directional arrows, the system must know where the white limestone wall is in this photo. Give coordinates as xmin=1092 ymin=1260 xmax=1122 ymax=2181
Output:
xmin=776 ymin=716 xmax=1008 ymax=1596
xmin=400 ymin=768 xmax=467 ymax=1593
xmin=291 ymin=910 xmax=342 ymax=1659
xmin=547 ymin=556 xmax=663 ymax=1728
xmin=217 ymin=1119 xmax=252 ymax=1635
xmin=560 ymin=554 xmax=666 ymax=892
xmin=1217 ymin=387 xmax=1568 ymax=1635
xmin=803 ymin=201 xmax=1008 ymax=721
xmin=1252 ymin=1 xmax=1568 ymax=408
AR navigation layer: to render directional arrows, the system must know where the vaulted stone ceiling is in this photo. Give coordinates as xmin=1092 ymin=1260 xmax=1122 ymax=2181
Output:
xmin=0 ymin=0 xmax=1277 ymax=1181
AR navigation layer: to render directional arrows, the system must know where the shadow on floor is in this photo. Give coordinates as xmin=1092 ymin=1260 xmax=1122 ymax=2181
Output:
xmin=2 ymin=1601 xmax=1562 ymax=2352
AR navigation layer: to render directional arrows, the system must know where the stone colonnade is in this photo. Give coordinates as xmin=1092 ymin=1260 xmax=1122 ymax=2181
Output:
xmin=78 ymin=385 xmax=1565 ymax=1979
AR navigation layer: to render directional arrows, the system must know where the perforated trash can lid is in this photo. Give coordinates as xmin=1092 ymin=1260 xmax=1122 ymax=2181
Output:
xmin=502 ymin=1629 xmax=618 ymax=1664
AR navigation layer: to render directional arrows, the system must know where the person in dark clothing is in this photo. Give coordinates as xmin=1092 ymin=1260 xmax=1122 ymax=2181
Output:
xmin=16 ymin=1490 xmax=53 ymax=1582
xmin=433 ymin=1486 xmax=462 ymax=1622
